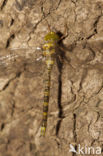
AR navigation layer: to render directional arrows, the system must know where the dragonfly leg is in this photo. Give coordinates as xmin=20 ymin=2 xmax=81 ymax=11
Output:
xmin=59 ymin=21 xmax=68 ymax=41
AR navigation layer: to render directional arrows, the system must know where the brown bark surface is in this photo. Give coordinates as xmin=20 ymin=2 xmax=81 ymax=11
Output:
xmin=0 ymin=0 xmax=103 ymax=156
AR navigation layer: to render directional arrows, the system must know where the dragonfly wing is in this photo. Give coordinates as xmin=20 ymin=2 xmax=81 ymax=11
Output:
xmin=0 ymin=48 xmax=42 ymax=77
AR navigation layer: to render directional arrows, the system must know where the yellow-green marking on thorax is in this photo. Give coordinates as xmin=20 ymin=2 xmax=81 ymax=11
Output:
xmin=43 ymin=31 xmax=59 ymax=54
xmin=44 ymin=31 xmax=59 ymax=41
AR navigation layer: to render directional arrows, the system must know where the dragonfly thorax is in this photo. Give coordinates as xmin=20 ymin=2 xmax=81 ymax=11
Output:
xmin=44 ymin=31 xmax=59 ymax=42
xmin=43 ymin=42 xmax=55 ymax=56
xmin=43 ymin=31 xmax=59 ymax=57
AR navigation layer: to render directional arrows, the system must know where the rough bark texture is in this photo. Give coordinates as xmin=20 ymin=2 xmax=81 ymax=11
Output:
xmin=0 ymin=0 xmax=103 ymax=156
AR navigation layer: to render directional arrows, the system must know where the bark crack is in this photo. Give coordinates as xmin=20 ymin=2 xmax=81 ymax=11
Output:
xmin=1 ymin=72 xmax=22 ymax=91
xmin=73 ymin=113 xmax=77 ymax=156
xmin=6 ymin=34 xmax=15 ymax=49
xmin=86 ymin=15 xmax=103 ymax=40
xmin=1 ymin=0 xmax=8 ymax=10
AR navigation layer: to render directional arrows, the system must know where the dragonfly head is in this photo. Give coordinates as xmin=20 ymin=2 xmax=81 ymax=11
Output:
xmin=44 ymin=32 xmax=59 ymax=42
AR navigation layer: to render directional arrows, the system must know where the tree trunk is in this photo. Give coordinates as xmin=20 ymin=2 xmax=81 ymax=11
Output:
xmin=0 ymin=0 xmax=103 ymax=155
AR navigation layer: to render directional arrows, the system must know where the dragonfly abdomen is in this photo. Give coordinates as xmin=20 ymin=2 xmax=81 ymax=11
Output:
xmin=41 ymin=44 xmax=56 ymax=136
xmin=41 ymin=73 xmax=51 ymax=136
xmin=41 ymin=31 xmax=59 ymax=136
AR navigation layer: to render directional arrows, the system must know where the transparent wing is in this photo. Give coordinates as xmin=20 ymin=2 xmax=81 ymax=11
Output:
xmin=0 ymin=47 xmax=42 ymax=77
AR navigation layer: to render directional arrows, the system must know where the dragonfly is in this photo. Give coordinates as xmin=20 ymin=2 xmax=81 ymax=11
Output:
xmin=0 ymin=24 xmax=69 ymax=136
